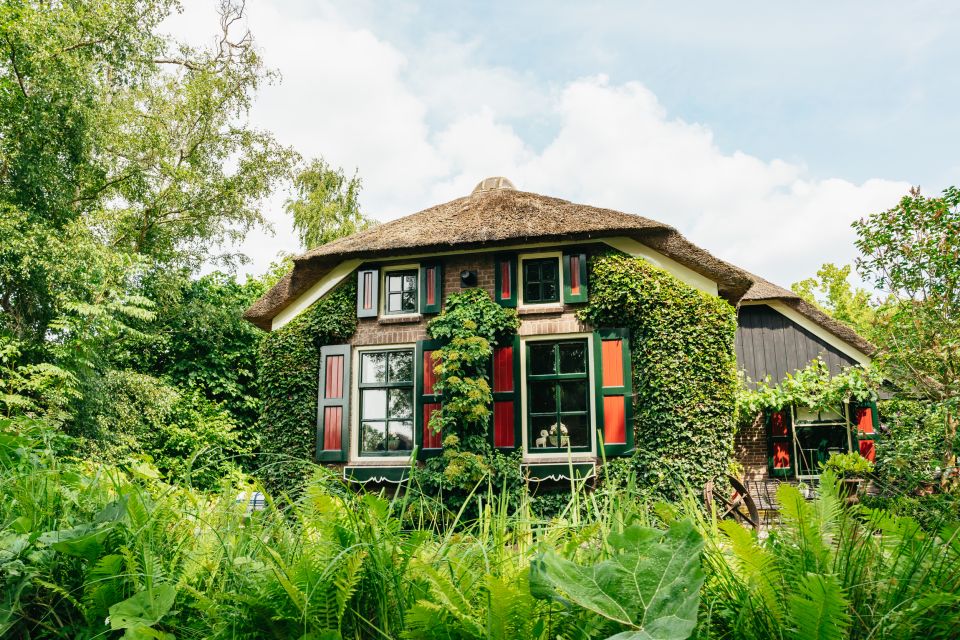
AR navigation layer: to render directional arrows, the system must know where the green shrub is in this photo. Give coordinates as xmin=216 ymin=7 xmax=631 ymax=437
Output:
xmin=579 ymin=253 xmax=738 ymax=496
xmin=822 ymin=451 xmax=875 ymax=478
xmin=256 ymin=279 xmax=357 ymax=494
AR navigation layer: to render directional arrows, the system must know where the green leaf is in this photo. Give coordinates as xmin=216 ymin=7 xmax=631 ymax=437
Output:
xmin=530 ymin=520 xmax=704 ymax=640
xmin=109 ymin=584 xmax=177 ymax=632
xmin=40 ymin=524 xmax=114 ymax=562
xmin=785 ymin=574 xmax=850 ymax=640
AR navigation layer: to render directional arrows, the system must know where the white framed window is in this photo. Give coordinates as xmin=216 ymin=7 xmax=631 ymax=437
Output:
xmin=520 ymin=332 xmax=596 ymax=459
xmin=518 ymin=251 xmax=563 ymax=307
xmin=350 ymin=344 xmax=416 ymax=461
xmin=381 ymin=264 xmax=420 ymax=316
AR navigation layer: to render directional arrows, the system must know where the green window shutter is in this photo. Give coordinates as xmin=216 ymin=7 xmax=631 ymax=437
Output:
xmin=492 ymin=335 xmax=521 ymax=451
xmin=415 ymin=339 xmax=445 ymax=459
xmin=419 ymin=262 xmax=443 ymax=314
xmin=562 ymin=251 xmax=588 ymax=303
xmin=317 ymin=344 xmax=351 ymax=462
xmin=494 ymin=254 xmax=518 ymax=308
xmin=766 ymin=408 xmax=794 ymax=478
xmin=593 ymin=328 xmax=634 ymax=457
xmin=356 ymin=268 xmax=379 ymax=318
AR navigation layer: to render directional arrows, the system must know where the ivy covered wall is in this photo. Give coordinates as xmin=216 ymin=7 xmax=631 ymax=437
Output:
xmin=256 ymin=280 xmax=357 ymax=493
xmin=579 ymin=254 xmax=739 ymax=494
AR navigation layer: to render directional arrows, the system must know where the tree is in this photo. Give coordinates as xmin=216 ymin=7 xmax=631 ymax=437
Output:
xmin=791 ymin=263 xmax=876 ymax=338
xmin=285 ymin=158 xmax=372 ymax=250
xmin=854 ymin=186 xmax=960 ymax=477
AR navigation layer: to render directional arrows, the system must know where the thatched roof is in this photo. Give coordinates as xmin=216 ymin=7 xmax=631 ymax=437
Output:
xmin=244 ymin=181 xmax=874 ymax=357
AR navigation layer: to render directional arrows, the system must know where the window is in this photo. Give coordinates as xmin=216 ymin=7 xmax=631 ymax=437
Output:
xmin=527 ymin=339 xmax=591 ymax=452
xmin=385 ymin=270 xmax=418 ymax=314
xmin=358 ymin=349 xmax=414 ymax=455
xmin=522 ymin=258 xmax=560 ymax=304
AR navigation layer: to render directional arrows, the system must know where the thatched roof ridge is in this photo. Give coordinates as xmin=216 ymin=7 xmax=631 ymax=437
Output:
xmin=243 ymin=185 xmax=874 ymax=358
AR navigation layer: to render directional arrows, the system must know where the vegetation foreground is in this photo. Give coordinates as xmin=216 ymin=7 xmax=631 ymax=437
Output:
xmin=0 ymin=417 xmax=957 ymax=640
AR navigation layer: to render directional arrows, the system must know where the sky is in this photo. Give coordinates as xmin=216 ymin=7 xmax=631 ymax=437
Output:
xmin=166 ymin=1 xmax=960 ymax=288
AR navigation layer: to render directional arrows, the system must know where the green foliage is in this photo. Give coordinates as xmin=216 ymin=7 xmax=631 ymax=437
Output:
xmin=579 ymin=253 xmax=738 ymax=495
xmin=531 ymin=521 xmax=704 ymax=639
xmin=821 ymin=451 xmax=874 ymax=478
xmin=792 ymin=263 xmax=876 ymax=339
xmin=256 ymin=280 xmax=357 ymax=493
xmin=854 ymin=185 xmax=960 ymax=473
xmin=698 ymin=470 xmax=960 ymax=639
xmin=286 ymin=157 xmax=373 ymax=250
xmin=737 ymin=358 xmax=882 ymax=417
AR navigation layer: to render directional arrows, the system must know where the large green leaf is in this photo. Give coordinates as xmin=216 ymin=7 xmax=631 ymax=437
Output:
xmin=530 ymin=520 xmax=704 ymax=640
xmin=109 ymin=584 xmax=177 ymax=633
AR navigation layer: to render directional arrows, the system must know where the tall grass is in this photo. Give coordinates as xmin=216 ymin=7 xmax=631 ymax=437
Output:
xmin=1 ymin=417 xmax=958 ymax=639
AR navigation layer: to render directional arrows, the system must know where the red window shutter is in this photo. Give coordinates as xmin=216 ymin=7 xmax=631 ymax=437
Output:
xmin=416 ymin=339 xmax=445 ymax=457
xmin=492 ymin=337 xmax=520 ymax=450
xmin=563 ymin=251 xmax=588 ymax=303
xmin=419 ymin=262 xmax=443 ymax=314
xmin=317 ymin=344 xmax=351 ymax=462
xmin=494 ymin=255 xmax=517 ymax=308
xmin=594 ymin=329 xmax=633 ymax=455
xmin=773 ymin=441 xmax=791 ymax=469
xmin=856 ymin=407 xmax=875 ymax=435
xmin=766 ymin=409 xmax=794 ymax=477
xmin=859 ymin=439 xmax=876 ymax=462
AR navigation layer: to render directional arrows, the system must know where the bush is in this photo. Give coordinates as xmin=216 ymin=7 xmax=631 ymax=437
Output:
xmin=579 ymin=253 xmax=738 ymax=496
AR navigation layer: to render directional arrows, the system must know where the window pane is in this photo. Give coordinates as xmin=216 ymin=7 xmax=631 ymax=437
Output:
xmin=387 ymin=274 xmax=402 ymax=293
xmin=401 ymin=290 xmax=416 ymax=312
xmin=541 ymin=260 xmax=558 ymax=281
xmin=529 ymin=381 xmax=556 ymax=414
xmin=529 ymin=343 xmax=555 ymax=375
xmin=361 ymin=353 xmax=386 ymax=383
xmin=560 ymin=380 xmax=588 ymax=412
xmin=542 ymin=281 xmax=558 ymax=302
xmin=388 ymin=351 xmax=413 ymax=383
xmin=387 ymin=292 xmax=402 ymax=312
xmin=388 ymin=420 xmax=414 ymax=451
xmin=361 ymin=389 xmax=387 ymax=419
xmin=559 ymin=414 xmax=590 ymax=448
xmin=559 ymin=342 xmax=587 ymax=373
xmin=530 ymin=415 xmax=558 ymax=448
xmin=388 ymin=388 xmax=413 ymax=419
xmin=523 ymin=261 xmax=540 ymax=283
xmin=403 ymin=274 xmax=417 ymax=291
xmin=525 ymin=282 xmax=541 ymax=302
xmin=361 ymin=422 xmax=386 ymax=452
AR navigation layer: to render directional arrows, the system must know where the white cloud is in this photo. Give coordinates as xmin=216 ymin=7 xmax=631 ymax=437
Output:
xmin=173 ymin=1 xmax=910 ymax=288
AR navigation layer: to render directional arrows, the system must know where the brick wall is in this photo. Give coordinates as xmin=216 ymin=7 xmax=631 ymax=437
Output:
xmin=349 ymin=253 xmax=589 ymax=347
xmin=734 ymin=414 xmax=768 ymax=480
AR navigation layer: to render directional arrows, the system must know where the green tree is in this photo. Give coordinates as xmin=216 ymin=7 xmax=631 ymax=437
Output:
xmin=285 ymin=157 xmax=372 ymax=250
xmin=854 ymin=186 xmax=960 ymax=477
xmin=792 ymin=263 xmax=876 ymax=338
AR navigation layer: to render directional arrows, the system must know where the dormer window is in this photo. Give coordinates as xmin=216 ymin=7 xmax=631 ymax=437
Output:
xmin=385 ymin=269 xmax=418 ymax=314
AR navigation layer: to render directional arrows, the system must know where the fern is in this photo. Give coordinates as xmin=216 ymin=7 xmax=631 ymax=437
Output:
xmin=785 ymin=573 xmax=850 ymax=640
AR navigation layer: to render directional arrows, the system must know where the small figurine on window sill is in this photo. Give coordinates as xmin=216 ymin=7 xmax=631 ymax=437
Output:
xmin=549 ymin=422 xmax=569 ymax=447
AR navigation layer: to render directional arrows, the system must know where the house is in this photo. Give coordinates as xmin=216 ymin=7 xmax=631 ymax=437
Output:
xmin=245 ymin=177 xmax=876 ymax=484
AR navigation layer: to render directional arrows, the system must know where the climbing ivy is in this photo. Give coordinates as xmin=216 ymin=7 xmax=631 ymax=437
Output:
xmin=256 ymin=280 xmax=357 ymax=494
xmin=736 ymin=358 xmax=881 ymax=418
xmin=579 ymin=253 xmax=739 ymax=495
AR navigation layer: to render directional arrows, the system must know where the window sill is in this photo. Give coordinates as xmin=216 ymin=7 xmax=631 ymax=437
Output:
xmin=378 ymin=313 xmax=422 ymax=325
xmin=517 ymin=303 xmax=564 ymax=315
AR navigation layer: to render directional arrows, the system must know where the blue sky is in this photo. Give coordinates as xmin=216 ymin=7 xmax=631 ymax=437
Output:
xmin=171 ymin=1 xmax=958 ymax=288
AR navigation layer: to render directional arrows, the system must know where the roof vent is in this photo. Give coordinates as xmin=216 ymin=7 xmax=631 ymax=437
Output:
xmin=471 ymin=176 xmax=516 ymax=194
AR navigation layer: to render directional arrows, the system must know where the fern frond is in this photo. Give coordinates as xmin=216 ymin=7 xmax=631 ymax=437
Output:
xmin=786 ymin=573 xmax=850 ymax=640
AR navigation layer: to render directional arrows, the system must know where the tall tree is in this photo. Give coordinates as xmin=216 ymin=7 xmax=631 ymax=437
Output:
xmin=854 ymin=186 xmax=960 ymax=477
xmin=285 ymin=157 xmax=372 ymax=250
xmin=791 ymin=263 xmax=876 ymax=338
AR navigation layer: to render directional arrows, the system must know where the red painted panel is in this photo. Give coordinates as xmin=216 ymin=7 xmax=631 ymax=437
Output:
xmin=426 ymin=267 xmax=436 ymax=306
xmin=771 ymin=411 xmax=788 ymax=437
xmin=569 ymin=255 xmax=580 ymax=295
xmin=856 ymin=407 xmax=875 ymax=435
xmin=601 ymin=340 xmax=624 ymax=387
xmin=423 ymin=402 xmax=442 ymax=449
xmin=493 ymin=401 xmax=515 ymax=448
xmin=773 ymin=442 xmax=790 ymax=468
xmin=423 ymin=351 xmax=436 ymax=395
xmin=324 ymin=355 xmax=343 ymax=399
xmin=859 ymin=439 xmax=876 ymax=462
xmin=603 ymin=395 xmax=626 ymax=445
xmin=493 ymin=346 xmax=514 ymax=392
xmin=362 ymin=271 xmax=373 ymax=309
xmin=323 ymin=406 xmax=342 ymax=450
xmin=500 ymin=261 xmax=511 ymax=299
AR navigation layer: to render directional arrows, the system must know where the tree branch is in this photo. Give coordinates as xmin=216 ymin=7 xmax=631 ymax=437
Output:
xmin=5 ymin=35 xmax=29 ymax=98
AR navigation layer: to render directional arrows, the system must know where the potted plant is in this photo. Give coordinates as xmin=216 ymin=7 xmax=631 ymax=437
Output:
xmin=822 ymin=452 xmax=875 ymax=504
